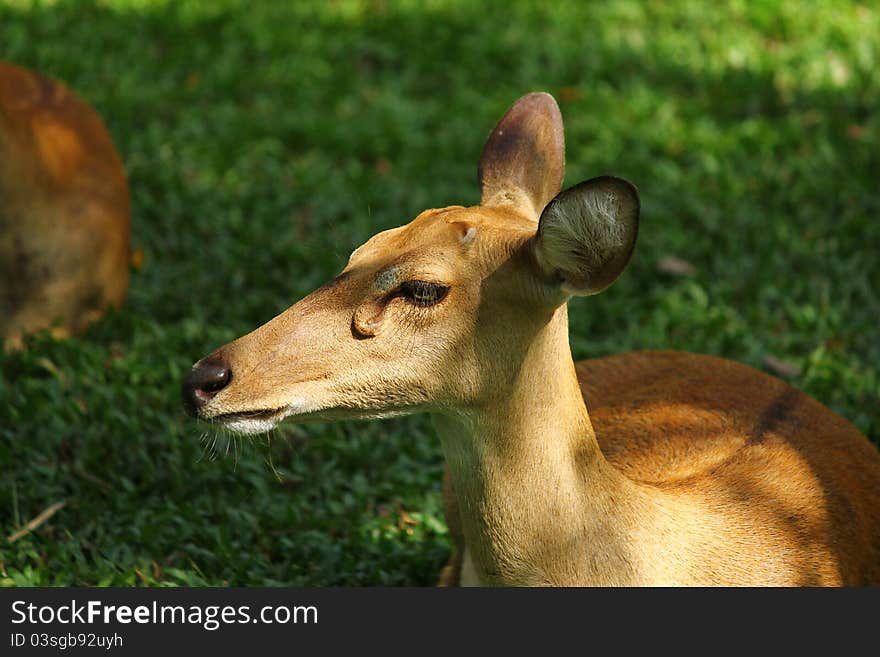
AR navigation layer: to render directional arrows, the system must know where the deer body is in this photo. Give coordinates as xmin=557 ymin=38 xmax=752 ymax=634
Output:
xmin=439 ymin=347 xmax=880 ymax=586
xmin=183 ymin=93 xmax=880 ymax=586
xmin=0 ymin=61 xmax=130 ymax=349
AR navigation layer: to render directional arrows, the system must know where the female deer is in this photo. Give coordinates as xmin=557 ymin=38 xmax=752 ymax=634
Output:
xmin=0 ymin=61 xmax=130 ymax=349
xmin=183 ymin=93 xmax=880 ymax=586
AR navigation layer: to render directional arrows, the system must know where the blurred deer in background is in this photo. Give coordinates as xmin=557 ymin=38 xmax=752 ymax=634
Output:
xmin=183 ymin=93 xmax=880 ymax=586
xmin=0 ymin=61 xmax=130 ymax=350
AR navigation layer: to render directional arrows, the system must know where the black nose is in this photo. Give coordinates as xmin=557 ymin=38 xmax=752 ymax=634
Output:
xmin=182 ymin=355 xmax=232 ymax=417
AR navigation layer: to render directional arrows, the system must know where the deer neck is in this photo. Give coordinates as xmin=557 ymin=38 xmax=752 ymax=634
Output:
xmin=433 ymin=305 xmax=657 ymax=586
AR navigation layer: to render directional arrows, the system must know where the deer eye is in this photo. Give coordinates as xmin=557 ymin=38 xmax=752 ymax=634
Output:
xmin=399 ymin=281 xmax=449 ymax=307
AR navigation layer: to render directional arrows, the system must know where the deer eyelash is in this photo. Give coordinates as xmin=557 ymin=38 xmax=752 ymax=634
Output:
xmin=398 ymin=280 xmax=450 ymax=307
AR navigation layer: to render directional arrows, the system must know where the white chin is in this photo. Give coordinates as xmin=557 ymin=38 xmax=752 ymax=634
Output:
xmin=222 ymin=416 xmax=282 ymax=435
xmin=212 ymin=399 xmax=415 ymax=435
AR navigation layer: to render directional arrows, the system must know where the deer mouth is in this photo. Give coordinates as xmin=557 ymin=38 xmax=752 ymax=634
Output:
xmin=205 ymin=397 xmax=324 ymax=435
xmin=210 ymin=406 xmax=288 ymax=424
xmin=204 ymin=407 xmax=290 ymax=436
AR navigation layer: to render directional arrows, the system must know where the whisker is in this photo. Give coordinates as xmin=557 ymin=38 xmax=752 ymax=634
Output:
xmin=264 ymin=430 xmax=283 ymax=482
xmin=209 ymin=432 xmax=219 ymax=461
xmin=197 ymin=429 xmax=213 ymax=462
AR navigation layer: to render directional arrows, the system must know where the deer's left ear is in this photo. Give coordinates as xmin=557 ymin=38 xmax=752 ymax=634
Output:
xmin=479 ymin=92 xmax=565 ymax=219
xmin=532 ymin=176 xmax=639 ymax=296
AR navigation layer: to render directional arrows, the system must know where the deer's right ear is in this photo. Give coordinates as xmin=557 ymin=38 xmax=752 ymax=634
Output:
xmin=478 ymin=92 xmax=565 ymax=219
xmin=532 ymin=176 xmax=639 ymax=297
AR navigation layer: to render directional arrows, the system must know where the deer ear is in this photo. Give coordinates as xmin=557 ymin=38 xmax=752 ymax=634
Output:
xmin=533 ymin=176 xmax=639 ymax=296
xmin=478 ymin=92 xmax=565 ymax=219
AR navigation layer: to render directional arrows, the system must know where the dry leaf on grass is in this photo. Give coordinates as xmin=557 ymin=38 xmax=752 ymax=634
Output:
xmin=763 ymin=355 xmax=802 ymax=378
xmin=657 ymin=256 xmax=697 ymax=276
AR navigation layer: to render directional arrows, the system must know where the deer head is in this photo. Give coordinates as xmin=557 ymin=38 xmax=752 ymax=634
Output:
xmin=182 ymin=93 xmax=639 ymax=434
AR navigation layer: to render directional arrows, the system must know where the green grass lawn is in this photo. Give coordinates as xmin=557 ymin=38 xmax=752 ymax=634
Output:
xmin=1 ymin=0 xmax=878 ymax=586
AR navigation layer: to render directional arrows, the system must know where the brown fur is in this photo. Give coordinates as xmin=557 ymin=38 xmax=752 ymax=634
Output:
xmin=440 ymin=351 xmax=880 ymax=585
xmin=186 ymin=93 xmax=880 ymax=586
xmin=0 ymin=61 xmax=130 ymax=349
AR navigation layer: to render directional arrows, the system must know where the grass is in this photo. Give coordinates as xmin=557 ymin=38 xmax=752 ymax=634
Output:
xmin=1 ymin=0 xmax=878 ymax=586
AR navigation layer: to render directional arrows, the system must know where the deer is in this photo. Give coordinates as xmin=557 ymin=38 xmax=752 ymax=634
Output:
xmin=0 ymin=61 xmax=130 ymax=350
xmin=182 ymin=92 xmax=880 ymax=586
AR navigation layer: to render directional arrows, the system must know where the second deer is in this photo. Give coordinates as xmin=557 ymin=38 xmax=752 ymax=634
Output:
xmin=0 ymin=61 xmax=130 ymax=350
xmin=183 ymin=93 xmax=880 ymax=586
